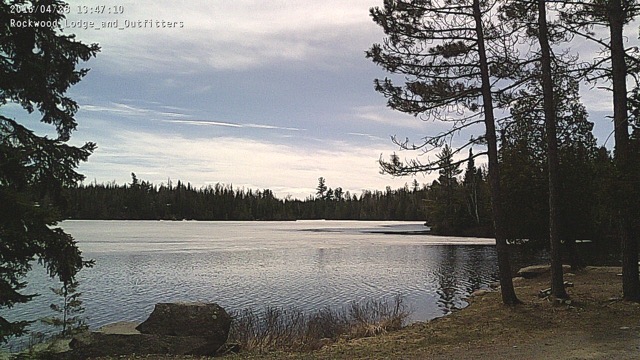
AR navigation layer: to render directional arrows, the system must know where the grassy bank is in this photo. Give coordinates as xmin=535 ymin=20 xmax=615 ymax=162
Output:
xmin=271 ymin=266 xmax=640 ymax=360
xmin=143 ymin=267 xmax=640 ymax=359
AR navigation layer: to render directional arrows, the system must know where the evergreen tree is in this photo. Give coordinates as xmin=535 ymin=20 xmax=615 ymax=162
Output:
xmin=559 ymin=0 xmax=640 ymax=300
xmin=0 ymin=0 xmax=99 ymax=342
xmin=427 ymin=145 xmax=463 ymax=233
xmin=463 ymin=149 xmax=481 ymax=226
xmin=316 ymin=177 xmax=327 ymax=199
xmin=368 ymin=0 xmax=522 ymax=305
xmin=41 ymin=283 xmax=88 ymax=338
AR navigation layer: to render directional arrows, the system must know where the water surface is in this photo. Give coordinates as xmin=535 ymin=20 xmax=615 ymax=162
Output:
xmin=7 ymin=220 xmax=536 ymax=349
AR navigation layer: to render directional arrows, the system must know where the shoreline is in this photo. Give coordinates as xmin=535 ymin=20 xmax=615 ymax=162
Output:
xmin=8 ymin=266 xmax=638 ymax=359
xmin=228 ymin=266 xmax=640 ymax=359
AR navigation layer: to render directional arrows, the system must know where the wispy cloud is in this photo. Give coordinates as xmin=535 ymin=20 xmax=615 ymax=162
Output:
xmin=162 ymin=119 xmax=303 ymax=131
xmin=348 ymin=132 xmax=386 ymax=142
xmin=162 ymin=119 xmax=242 ymax=128
xmin=352 ymin=105 xmax=426 ymax=129
xmin=80 ymin=102 xmax=191 ymax=119
xmin=244 ymin=123 xmax=302 ymax=131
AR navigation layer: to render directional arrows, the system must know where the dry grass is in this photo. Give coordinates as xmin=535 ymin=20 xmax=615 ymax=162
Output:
xmin=227 ymin=294 xmax=409 ymax=352
xmin=298 ymin=266 xmax=640 ymax=360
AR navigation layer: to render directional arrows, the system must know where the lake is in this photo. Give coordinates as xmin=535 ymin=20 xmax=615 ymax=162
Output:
xmin=5 ymin=220 xmax=547 ymax=350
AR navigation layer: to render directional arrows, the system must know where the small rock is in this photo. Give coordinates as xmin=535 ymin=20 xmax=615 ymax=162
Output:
xmin=538 ymin=288 xmax=552 ymax=298
xmin=471 ymin=289 xmax=491 ymax=297
xmin=620 ymin=326 xmax=630 ymax=330
xmin=552 ymin=297 xmax=572 ymax=306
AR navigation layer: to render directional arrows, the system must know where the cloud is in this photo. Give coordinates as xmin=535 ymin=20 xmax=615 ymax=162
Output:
xmin=352 ymin=105 xmax=427 ymax=129
xmin=243 ymin=123 xmax=303 ymax=131
xmin=65 ymin=0 xmax=381 ymax=72
xmin=350 ymin=105 xmax=473 ymax=143
xmin=580 ymin=86 xmax=613 ymax=114
xmin=348 ymin=132 xmax=386 ymax=142
xmin=161 ymin=119 xmax=304 ymax=131
xmin=162 ymin=119 xmax=243 ymax=128
xmin=80 ymin=102 xmax=191 ymax=119
xmin=77 ymin=128 xmax=430 ymax=199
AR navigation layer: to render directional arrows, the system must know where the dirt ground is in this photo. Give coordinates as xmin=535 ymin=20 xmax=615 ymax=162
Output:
xmin=91 ymin=266 xmax=640 ymax=360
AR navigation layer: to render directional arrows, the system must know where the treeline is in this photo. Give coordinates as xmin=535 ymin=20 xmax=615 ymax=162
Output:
xmin=63 ymin=173 xmax=430 ymax=222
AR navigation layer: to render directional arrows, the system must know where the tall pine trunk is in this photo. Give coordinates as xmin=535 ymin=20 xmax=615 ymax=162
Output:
xmin=473 ymin=0 xmax=520 ymax=305
xmin=537 ymin=0 xmax=567 ymax=299
xmin=609 ymin=0 xmax=640 ymax=301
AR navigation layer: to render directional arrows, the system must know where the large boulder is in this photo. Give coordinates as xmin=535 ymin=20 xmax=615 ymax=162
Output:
xmin=136 ymin=302 xmax=231 ymax=340
xmin=59 ymin=303 xmax=232 ymax=359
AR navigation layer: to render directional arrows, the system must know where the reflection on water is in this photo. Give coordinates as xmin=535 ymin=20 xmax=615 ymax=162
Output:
xmin=5 ymin=220 xmax=546 ymax=350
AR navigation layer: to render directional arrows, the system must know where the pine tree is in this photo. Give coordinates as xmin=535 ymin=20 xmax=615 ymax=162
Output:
xmin=0 ymin=1 xmax=99 ymax=342
xmin=368 ymin=0 xmax=522 ymax=304
xmin=41 ymin=283 xmax=88 ymax=338
xmin=316 ymin=177 xmax=328 ymax=199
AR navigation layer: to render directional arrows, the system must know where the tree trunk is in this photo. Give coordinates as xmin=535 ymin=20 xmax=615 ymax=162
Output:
xmin=565 ymin=237 xmax=583 ymax=271
xmin=537 ymin=0 xmax=567 ymax=299
xmin=473 ymin=0 xmax=520 ymax=305
xmin=609 ymin=0 xmax=640 ymax=301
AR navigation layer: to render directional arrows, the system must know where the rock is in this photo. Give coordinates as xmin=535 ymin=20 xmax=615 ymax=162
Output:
xmin=538 ymin=288 xmax=552 ymax=298
xmin=471 ymin=289 xmax=491 ymax=297
xmin=553 ymin=298 xmax=572 ymax=306
xmin=136 ymin=302 xmax=231 ymax=340
xmin=57 ymin=303 xmax=232 ymax=359
xmin=65 ymin=332 xmax=216 ymax=358
xmin=96 ymin=321 xmax=140 ymax=335
xmin=538 ymin=282 xmax=573 ymax=299
xmin=517 ymin=265 xmax=571 ymax=279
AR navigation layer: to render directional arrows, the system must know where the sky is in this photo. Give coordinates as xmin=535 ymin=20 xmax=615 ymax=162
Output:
xmin=6 ymin=1 xmax=630 ymax=199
